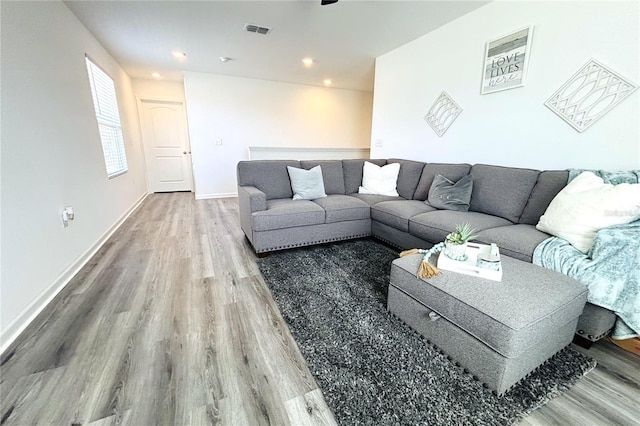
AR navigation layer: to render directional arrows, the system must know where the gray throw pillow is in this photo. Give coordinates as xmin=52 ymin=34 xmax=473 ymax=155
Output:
xmin=427 ymin=174 xmax=473 ymax=211
xmin=287 ymin=165 xmax=327 ymax=200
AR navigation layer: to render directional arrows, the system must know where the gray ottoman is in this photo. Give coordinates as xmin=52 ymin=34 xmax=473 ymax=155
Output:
xmin=388 ymin=254 xmax=588 ymax=395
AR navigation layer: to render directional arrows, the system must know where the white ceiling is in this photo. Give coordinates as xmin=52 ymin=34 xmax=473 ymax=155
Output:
xmin=65 ymin=0 xmax=489 ymax=92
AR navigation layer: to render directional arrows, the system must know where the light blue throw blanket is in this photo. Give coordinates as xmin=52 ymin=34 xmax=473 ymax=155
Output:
xmin=533 ymin=221 xmax=640 ymax=339
xmin=568 ymin=168 xmax=640 ymax=184
xmin=533 ymin=168 xmax=640 ymax=339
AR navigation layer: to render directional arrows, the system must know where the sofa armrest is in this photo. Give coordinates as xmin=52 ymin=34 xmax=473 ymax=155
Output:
xmin=238 ymin=185 xmax=267 ymax=242
xmin=239 ymin=185 xmax=267 ymax=212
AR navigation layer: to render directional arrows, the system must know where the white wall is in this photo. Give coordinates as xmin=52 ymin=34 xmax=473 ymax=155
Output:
xmin=183 ymin=72 xmax=373 ymax=198
xmin=132 ymin=79 xmax=186 ymax=101
xmin=371 ymin=1 xmax=640 ymax=170
xmin=1 ymin=2 xmax=147 ymax=349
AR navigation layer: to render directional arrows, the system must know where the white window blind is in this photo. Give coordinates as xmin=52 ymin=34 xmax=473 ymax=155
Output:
xmin=85 ymin=56 xmax=128 ymax=178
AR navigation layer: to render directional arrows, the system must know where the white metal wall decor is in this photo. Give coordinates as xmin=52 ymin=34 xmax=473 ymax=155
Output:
xmin=545 ymin=59 xmax=638 ymax=132
xmin=424 ymin=91 xmax=462 ymax=137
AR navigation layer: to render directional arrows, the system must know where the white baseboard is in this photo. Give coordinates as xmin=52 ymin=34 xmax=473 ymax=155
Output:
xmin=0 ymin=193 xmax=149 ymax=354
xmin=195 ymin=192 xmax=238 ymax=200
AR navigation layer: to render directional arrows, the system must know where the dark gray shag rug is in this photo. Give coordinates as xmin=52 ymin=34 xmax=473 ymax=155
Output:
xmin=258 ymin=239 xmax=596 ymax=426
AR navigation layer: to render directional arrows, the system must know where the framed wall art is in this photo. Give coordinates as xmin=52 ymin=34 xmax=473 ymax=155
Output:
xmin=481 ymin=26 xmax=534 ymax=95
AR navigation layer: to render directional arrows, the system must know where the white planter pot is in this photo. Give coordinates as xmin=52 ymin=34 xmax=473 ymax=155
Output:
xmin=445 ymin=241 xmax=467 ymax=261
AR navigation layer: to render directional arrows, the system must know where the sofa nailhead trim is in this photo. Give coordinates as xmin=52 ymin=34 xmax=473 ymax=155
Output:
xmin=578 ymin=328 xmax=613 ymax=342
xmin=256 ymin=233 xmax=371 ymax=253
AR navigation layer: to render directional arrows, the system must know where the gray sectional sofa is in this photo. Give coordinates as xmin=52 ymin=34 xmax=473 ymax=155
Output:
xmin=237 ymin=158 xmax=616 ymax=345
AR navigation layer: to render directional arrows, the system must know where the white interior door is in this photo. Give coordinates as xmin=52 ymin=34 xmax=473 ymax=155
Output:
xmin=138 ymin=98 xmax=194 ymax=193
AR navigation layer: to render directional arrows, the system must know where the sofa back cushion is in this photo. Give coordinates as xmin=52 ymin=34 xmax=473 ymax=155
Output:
xmin=469 ymin=164 xmax=540 ymax=223
xmin=237 ymin=160 xmax=300 ymax=200
xmin=343 ymin=159 xmax=387 ymax=194
xmin=413 ymin=163 xmax=472 ymax=200
xmin=300 ymin=160 xmax=345 ymax=194
xmin=519 ymin=170 xmax=569 ymax=225
xmin=387 ymin=159 xmax=426 ymax=200
xmin=427 ymin=174 xmax=473 ymax=211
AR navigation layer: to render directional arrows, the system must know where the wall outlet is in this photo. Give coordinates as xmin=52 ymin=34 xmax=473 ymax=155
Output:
xmin=374 ymin=139 xmax=383 ymax=147
xmin=215 ymin=138 xmax=223 ymax=145
xmin=62 ymin=206 xmax=75 ymax=228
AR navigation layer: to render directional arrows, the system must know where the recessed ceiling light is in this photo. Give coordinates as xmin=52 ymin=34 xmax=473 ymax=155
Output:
xmin=302 ymin=58 xmax=314 ymax=67
xmin=219 ymin=56 xmax=232 ymax=63
xmin=171 ymin=51 xmax=187 ymax=58
xmin=323 ymin=79 xmax=333 ymax=86
xmin=151 ymin=72 xmax=161 ymax=78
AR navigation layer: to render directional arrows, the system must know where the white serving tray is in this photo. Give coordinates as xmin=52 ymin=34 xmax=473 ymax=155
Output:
xmin=437 ymin=242 xmax=503 ymax=282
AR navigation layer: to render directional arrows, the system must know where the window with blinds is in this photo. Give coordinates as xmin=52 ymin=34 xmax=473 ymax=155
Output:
xmin=85 ymin=56 xmax=128 ymax=178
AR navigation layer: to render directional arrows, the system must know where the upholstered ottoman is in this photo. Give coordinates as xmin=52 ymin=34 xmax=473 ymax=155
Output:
xmin=388 ymin=254 xmax=588 ymax=394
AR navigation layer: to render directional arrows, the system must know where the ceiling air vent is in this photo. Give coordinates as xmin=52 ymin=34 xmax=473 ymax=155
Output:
xmin=243 ymin=23 xmax=271 ymax=35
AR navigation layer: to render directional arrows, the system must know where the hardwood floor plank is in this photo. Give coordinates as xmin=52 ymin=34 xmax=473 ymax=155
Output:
xmin=86 ymin=409 xmax=132 ymax=426
xmin=1 ymin=371 xmax=46 ymax=424
xmin=521 ymin=338 xmax=640 ymax=425
xmin=70 ymin=240 xmax=123 ymax=295
xmin=217 ymin=302 xmax=271 ymax=426
xmin=579 ymin=339 xmax=640 ymax=384
xmin=284 ymin=388 xmax=337 ymax=426
xmin=65 ymin=312 xmax=132 ymax=425
xmin=238 ymin=276 xmax=317 ymax=398
xmin=1 ymin=193 xmax=638 ymax=426
xmin=7 ymin=367 xmax=67 ymax=425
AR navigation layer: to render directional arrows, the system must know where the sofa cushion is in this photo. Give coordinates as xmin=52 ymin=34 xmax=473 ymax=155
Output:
xmin=350 ymin=193 xmax=404 ymax=206
xmin=409 ymin=210 xmax=512 ymax=243
xmin=519 ymin=170 xmax=569 ymax=225
xmin=476 ymin=224 xmax=552 ymax=263
xmin=342 ymin=159 xmax=387 ymax=194
xmin=427 ymin=174 xmax=473 ymax=212
xmin=313 ymin=195 xmax=370 ymax=224
xmin=371 ymin=200 xmax=436 ymax=232
xmin=469 ymin=164 xmax=540 ymax=223
xmin=300 ymin=160 xmax=346 ymax=195
xmin=536 ymin=171 xmax=640 ymax=253
xmin=387 ymin=158 xmax=426 ymax=200
xmin=359 ymin=161 xmax=400 ymax=196
xmin=413 ymin=163 xmax=472 ymax=201
xmin=252 ymin=199 xmax=324 ymax=231
xmin=287 ymin=165 xmax=327 ymax=200
xmin=237 ymin=160 xmax=300 ymax=200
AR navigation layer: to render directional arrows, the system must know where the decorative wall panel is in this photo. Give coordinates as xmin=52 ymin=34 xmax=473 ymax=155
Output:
xmin=545 ymin=59 xmax=638 ymax=132
xmin=424 ymin=91 xmax=462 ymax=137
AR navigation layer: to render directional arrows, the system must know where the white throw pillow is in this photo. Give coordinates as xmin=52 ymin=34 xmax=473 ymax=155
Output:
xmin=287 ymin=165 xmax=327 ymax=200
xmin=358 ymin=161 xmax=400 ymax=197
xmin=536 ymin=171 xmax=640 ymax=253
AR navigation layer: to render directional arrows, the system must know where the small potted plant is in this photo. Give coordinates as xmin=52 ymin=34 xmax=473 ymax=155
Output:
xmin=444 ymin=223 xmax=478 ymax=261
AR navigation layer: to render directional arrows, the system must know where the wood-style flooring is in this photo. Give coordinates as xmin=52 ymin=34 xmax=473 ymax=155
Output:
xmin=1 ymin=193 xmax=638 ymax=425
